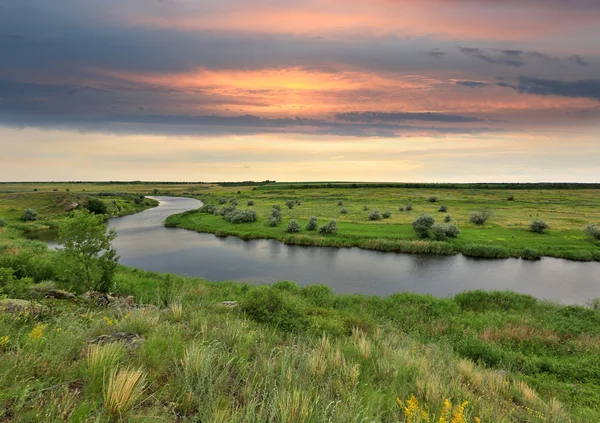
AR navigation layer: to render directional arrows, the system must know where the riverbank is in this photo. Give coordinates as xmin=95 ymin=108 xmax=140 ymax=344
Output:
xmin=166 ymin=186 xmax=600 ymax=261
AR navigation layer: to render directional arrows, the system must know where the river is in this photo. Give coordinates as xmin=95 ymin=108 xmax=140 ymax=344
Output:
xmin=43 ymin=196 xmax=600 ymax=304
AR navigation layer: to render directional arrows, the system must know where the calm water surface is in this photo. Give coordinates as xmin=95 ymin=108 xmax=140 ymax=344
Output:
xmin=50 ymin=196 xmax=600 ymax=305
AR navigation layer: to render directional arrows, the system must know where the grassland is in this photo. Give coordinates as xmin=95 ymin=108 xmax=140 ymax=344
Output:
xmin=1 ymin=184 xmax=600 ymax=421
xmin=166 ymin=184 xmax=600 ymax=261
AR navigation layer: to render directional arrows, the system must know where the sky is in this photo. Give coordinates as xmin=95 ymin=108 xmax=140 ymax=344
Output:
xmin=1 ymin=0 xmax=599 ymax=182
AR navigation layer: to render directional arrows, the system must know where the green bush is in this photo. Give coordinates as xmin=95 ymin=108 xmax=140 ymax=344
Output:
xmin=521 ymin=249 xmax=541 ymax=261
xmin=226 ymin=210 xmax=257 ymax=224
xmin=218 ymin=198 xmax=227 ymax=204
xmin=269 ymin=208 xmax=282 ymax=226
xmin=507 ymin=195 xmax=515 ymax=201
xmin=306 ymin=216 xmax=318 ymax=231
xmin=240 ymin=286 xmax=308 ymax=332
xmin=272 ymin=205 xmax=281 ymax=211
xmin=85 ymin=198 xmax=108 ymax=215
xmin=428 ymin=196 xmax=438 ymax=203
xmin=338 ymin=200 xmax=343 ymax=206
xmin=318 ymin=220 xmax=338 ymax=235
xmin=285 ymin=200 xmax=296 ymax=209
xmin=412 ymin=214 xmax=435 ymax=239
xmin=300 ymin=284 xmax=334 ymax=307
xmin=133 ymin=196 xmax=144 ymax=205
xmin=444 ymin=215 xmax=452 ymax=223
xmin=0 ymin=267 xmax=33 ymax=297
xmin=22 ymin=208 xmax=38 ymax=222
xmin=340 ymin=207 xmax=348 ymax=214
xmin=438 ymin=204 xmax=448 ymax=213
xmin=469 ymin=210 xmax=493 ymax=225
xmin=406 ymin=202 xmax=413 ymax=211
xmin=382 ymin=211 xmax=392 ymax=219
xmin=363 ymin=205 xmax=369 ymax=211
xmin=0 ymin=218 xmax=5 ymax=227
xmin=218 ymin=205 xmax=236 ymax=217
xmin=398 ymin=206 xmax=405 ymax=212
xmin=584 ymin=224 xmax=600 ymax=241
xmin=199 ymin=204 xmax=217 ymax=214
xmin=430 ymin=223 xmax=461 ymax=240
xmin=368 ymin=209 xmax=381 ymax=221
xmin=454 ymin=290 xmax=537 ymax=312
xmin=230 ymin=199 xmax=238 ymax=206
xmin=247 ymin=200 xmax=254 ymax=206
xmin=286 ymin=219 xmax=300 ymax=233
xmin=529 ymin=219 xmax=549 ymax=233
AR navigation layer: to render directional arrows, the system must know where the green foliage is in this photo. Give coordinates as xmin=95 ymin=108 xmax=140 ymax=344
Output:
xmin=340 ymin=207 xmax=348 ymax=214
xmin=444 ymin=214 xmax=452 ymax=223
xmin=398 ymin=206 xmax=404 ymax=212
xmin=306 ymin=216 xmax=318 ymax=231
xmin=428 ymin=196 xmax=439 ymax=202
xmin=382 ymin=211 xmax=392 ymax=219
xmin=530 ymin=219 xmax=549 ymax=233
xmin=85 ymin=198 xmax=108 ymax=215
xmin=362 ymin=205 xmax=369 ymax=211
xmin=272 ymin=204 xmax=281 ymax=211
xmin=240 ymin=286 xmax=308 ymax=332
xmin=229 ymin=199 xmax=238 ymax=206
xmin=0 ymin=267 xmax=33 ymax=297
xmin=469 ymin=210 xmax=493 ymax=225
xmin=0 ymin=218 xmax=5 ymax=227
xmin=438 ymin=204 xmax=448 ymax=212
xmin=22 ymin=208 xmax=38 ymax=221
xmin=337 ymin=200 xmax=343 ymax=206
xmin=199 ymin=204 xmax=217 ymax=214
xmin=405 ymin=202 xmax=413 ymax=211
xmin=367 ymin=209 xmax=381 ymax=221
xmin=269 ymin=208 xmax=282 ymax=226
xmin=286 ymin=219 xmax=300 ymax=233
xmin=57 ymin=210 xmax=119 ymax=293
xmin=218 ymin=198 xmax=227 ymax=204
xmin=507 ymin=195 xmax=515 ymax=201
xmin=412 ymin=214 xmax=435 ymax=239
xmin=318 ymin=220 xmax=338 ymax=235
xmin=461 ymin=244 xmax=510 ymax=259
xmin=454 ymin=290 xmax=537 ymax=312
xmin=225 ymin=210 xmax=257 ymax=224
xmin=285 ymin=200 xmax=296 ymax=209
xmin=247 ymin=200 xmax=254 ymax=206
xmin=521 ymin=248 xmax=541 ymax=261
xmin=133 ymin=195 xmax=144 ymax=205
xmin=430 ymin=222 xmax=461 ymax=241
xmin=217 ymin=205 xmax=236 ymax=217
xmin=585 ymin=224 xmax=600 ymax=241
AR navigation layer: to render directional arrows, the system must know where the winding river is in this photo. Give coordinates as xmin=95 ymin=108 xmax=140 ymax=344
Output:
xmin=45 ymin=196 xmax=600 ymax=304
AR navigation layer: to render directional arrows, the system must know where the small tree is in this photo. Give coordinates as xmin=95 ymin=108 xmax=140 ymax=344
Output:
xmin=382 ymin=211 xmax=392 ymax=219
xmin=340 ymin=208 xmax=348 ymax=214
xmin=57 ymin=210 xmax=119 ymax=293
xmin=530 ymin=219 xmax=549 ymax=234
xmin=22 ymin=208 xmax=38 ymax=221
xmin=438 ymin=205 xmax=448 ymax=213
xmin=406 ymin=202 xmax=413 ymax=211
xmin=470 ymin=210 xmax=492 ymax=225
xmin=285 ymin=200 xmax=296 ymax=209
xmin=428 ymin=196 xmax=439 ymax=203
xmin=85 ymin=198 xmax=108 ymax=215
xmin=272 ymin=205 xmax=281 ymax=211
xmin=398 ymin=206 xmax=405 ymax=212
xmin=247 ymin=200 xmax=254 ymax=206
xmin=306 ymin=216 xmax=318 ymax=231
xmin=368 ymin=209 xmax=382 ymax=221
xmin=412 ymin=214 xmax=435 ymax=239
xmin=0 ymin=218 xmax=5 ymax=227
xmin=444 ymin=215 xmax=452 ymax=223
xmin=286 ymin=220 xmax=301 ymax=233
xmin=319 ymin=220 xmax=338 ymax=235
xmin=338 ymin=200 xmax=343 ymax=206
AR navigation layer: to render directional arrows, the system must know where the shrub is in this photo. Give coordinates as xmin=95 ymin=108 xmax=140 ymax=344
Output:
xmin=318 ymin=220 xmax=338 ymax=235
xmin=85 ymin=198 xmax=108 ymax=215
xmin=382 ymin=211 xmax=392 ymax=219
xmin=133 ymin=196 xmax=144 ymax=205
xmin=218 ymin=198 xmax=227 ymax=204
xmin=198 ymin=204 xmax=217 ymax=214
xmin=455 ymin=290 xmax=537 ymax=312
xmin=584 ymin=224 xmax=600 ymax=241
xmin=286 ymin=219 xmax=301 ymax=233
xmin=338 ymin=200 xmax=343 ymax=206
xmin=529 ymin=219 xmax=549 ymax=233
xmin=218 ymin=205 xmax=236 ymax=217
xmin=438 ymin=204 xmax=448 ymax=213
xmin=521 ymin=249 xmax=541 ymax=261
xmin=247 ymin=200 xmax=254 ymax=206
xmin=241 ymin=286 xmax=308 ymax=332
xmin=22 ymin=208 xmax=38 ymax=221
xmin=0 ymin=218 xmax=5 ymax=227
xmin=340 ymin=207 xmax=348 ymax=214
xmin=270 ymin=208 xmax=282 ymax=222
xmin=398 ymin=206 xmax=404 ymax=212
xmin=430 ymin=223 xmax=461 ymax=241
xmin=507 ymin=195 xmax=515 ymax=201
xmin=306 ymin=216 xmax=318 ymax=231
xmin=469 ymin=210 xmax=492 ymax=225
xmin=368 ymin=209 xmax=381 ymax=221
xmin=230 ymin=199 xmax=238 ymax=206
xmin=268 ymin=216 xmax=279 ymax=227
xmin=428 ymin=196 xmax=438 ymax=203
xmin=272 ymin=205 xmax=281 ymax=211
xmin=226 ymin=210 xmax=257 ymax=224
xmin=406 ymin=202 xmax=413 ymax=211
xmin=285 ymin=200 xmax=296 ymax=209
xmin=363 ymin=205 xmax=369 ymax=211
xmin=412 ymin=214 xmax=435 ymax=239
xmin=444 ymin=214 xmax=452 ymax=223
xmin=461 ymin=244 xmax=510 ymax=259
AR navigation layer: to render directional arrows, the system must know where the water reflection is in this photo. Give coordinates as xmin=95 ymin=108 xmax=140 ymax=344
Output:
xmin=44 ymin=196 xmax=600 ymax=305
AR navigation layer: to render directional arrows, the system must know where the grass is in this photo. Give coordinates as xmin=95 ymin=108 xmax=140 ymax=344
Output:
xmin=166 ymin=185 xmax=600 ymax=261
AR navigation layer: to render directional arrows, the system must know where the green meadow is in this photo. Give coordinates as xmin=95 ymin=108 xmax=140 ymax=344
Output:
xmin=0 ymin=183 xmax=600 ymax=421
xmin=167 ymin=183 xmax=600 ymax=261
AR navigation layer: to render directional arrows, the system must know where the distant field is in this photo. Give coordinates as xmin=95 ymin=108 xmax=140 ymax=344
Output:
xmin=167 ymin=184 xmax=600 ymax=261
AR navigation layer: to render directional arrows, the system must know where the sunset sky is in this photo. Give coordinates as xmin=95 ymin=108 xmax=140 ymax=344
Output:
xmin=1 ymin=0 xmax=599 ymax=182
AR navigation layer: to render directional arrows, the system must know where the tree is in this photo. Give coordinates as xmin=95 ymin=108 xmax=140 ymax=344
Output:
xmin=285 ymin=200 xmax=296 ymax=209
xmin=57 ymin=210 xmax=119 ymax=293
xmin=85 ymin=198 xmax=108 ymax=214
xmin=22 ymin=208 xmax=38 ymax=221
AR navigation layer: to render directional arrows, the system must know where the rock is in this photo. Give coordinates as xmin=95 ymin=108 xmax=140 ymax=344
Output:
xmin=0 ymin=299 xmax=43 ymax=315
xmin=82 ymin=291 xmax=112 ymax=306
xmin=35 ymin=288 xmax=76 ymax=300
xmin=64 ymin=202 xmax=79 ymax=212
xmin=219 ymin=301 xmax=238 ymax=308
xmin=88 ymin=332 xmax=143 ymax=349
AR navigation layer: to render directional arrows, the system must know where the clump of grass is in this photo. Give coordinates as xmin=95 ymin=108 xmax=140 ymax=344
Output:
xmin=170 ymin=301 xmax=183 ymax=322
xmin=87 ymin=343 xmax=125 ymax=376
xmin=461 ymin=244 xmax=510 ymax=259
xmin=103 ymin=367 xmax=147 ymax=417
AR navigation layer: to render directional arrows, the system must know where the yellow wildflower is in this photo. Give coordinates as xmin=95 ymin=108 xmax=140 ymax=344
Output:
xmin=103 ymin=316 xmax=114 ymax=326
xmin=451 ymin=401 xmax=468 ymax=423
xmin=0 ymin=335 xmax=9 ymax=348
xmin=439 ymin=399 xmax=452 ymax=423
xmin=29 ymin=324 xmax=48 ymax=341
xmin=396 ymin=398 xmax=403 ymax=408
xmin=474 ymin=418 xmax=481 ymax=423
xmin=405 ymin=395 xmax=419 ymax=419
xmin=421 ymin=410 xmax=431 ymax=422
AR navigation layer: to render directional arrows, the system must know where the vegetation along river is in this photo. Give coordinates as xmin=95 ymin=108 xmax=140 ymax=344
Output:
xmin=44 ymin=196 xmax=600 ymax=305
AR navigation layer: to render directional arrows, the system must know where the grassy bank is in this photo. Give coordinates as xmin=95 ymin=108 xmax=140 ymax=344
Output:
xmin=166 ymin=186 xmax=600 ymax=261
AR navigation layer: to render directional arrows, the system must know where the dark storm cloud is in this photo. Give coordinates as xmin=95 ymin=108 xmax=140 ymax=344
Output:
xmin=509 ymin=76 xmax=600 ymax=100
xmin=424 ymin=50 xmax=447 ymax=59
xmin=336 ymin=112 xmax=483 ymax=123
xmin=454 ymin=80 xmax=489 ymax=88
xmin=457 ymin=47 xmax=587 ymax=68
